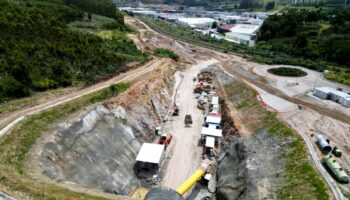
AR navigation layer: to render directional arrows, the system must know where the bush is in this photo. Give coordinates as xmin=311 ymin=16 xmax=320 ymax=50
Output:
xmin=267 ymin=67 xmax=307 ymax=77
xmin=154 ymin=48 xmax=179 ymax=61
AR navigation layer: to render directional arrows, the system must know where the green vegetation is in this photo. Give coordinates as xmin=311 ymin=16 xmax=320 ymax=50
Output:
xmin=224 ymin=80 xmax=329 ymax=200
xmin=269 ymin=122 xmax=329 ymax=200
xmin=0 ymin=0 xmax=147 ymax=103
xmin=268 ymin=67 xmax=307 ymax=77
xmin=65 ymin=0 xmax=116 ymax=17
xmin=154 ymin=48 xmax=179 ymax=61
xmin=257 ymin=8 xmax=350 ymax=84
xmin=324 ymin=66 xmax=350 ymax=86
xmin=0 ymin=83 xmax=128 ymax=199
xmin=265 ymin=1 xmax=275 ymax=10
xmin=258 ymin=9 xmax=350 ymax=66
xmin=138 ymin=14 xmax=350 ymax=86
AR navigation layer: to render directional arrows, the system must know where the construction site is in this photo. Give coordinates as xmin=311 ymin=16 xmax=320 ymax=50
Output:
xmin=1 ymin=14 xmax=350 ymax=200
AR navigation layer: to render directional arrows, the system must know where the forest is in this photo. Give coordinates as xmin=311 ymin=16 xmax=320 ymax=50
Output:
xmin=0 ymin=0 xmax=146 ymax=102
xmin=257 ymin=9 xmax=350 ymax=66
xmin=256 ymin=8 xmax=350 ymax=85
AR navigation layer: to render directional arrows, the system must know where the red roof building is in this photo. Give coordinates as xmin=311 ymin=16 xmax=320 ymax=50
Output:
xmin=217 ymin=24 xmax=235 ymax=33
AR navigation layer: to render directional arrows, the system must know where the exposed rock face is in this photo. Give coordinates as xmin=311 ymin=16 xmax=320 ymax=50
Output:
xmin=216 ymin=130 xmax=285 ymax=200
xmin=39 ymin=63 xmax=176 ymax=195
xmin=40 ymin=105 xmax=142 ymax=194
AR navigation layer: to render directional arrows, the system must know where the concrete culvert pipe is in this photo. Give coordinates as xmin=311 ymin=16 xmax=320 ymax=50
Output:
xmin=316 ymin=134 xmax=332 ymax=154
xmin=145 ymin=187 xmax=184 ymax=200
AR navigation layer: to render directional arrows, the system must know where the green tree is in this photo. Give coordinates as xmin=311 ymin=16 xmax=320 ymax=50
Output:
xmin=265 ymin=1 xmax=275 ymax=10
xmin=211 ymin=21 xmax=218 ymax=29
xmin=88 ymin=12 xmax=92 ymax=21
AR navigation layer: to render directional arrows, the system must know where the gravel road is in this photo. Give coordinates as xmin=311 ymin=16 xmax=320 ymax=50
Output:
xmin=0 ymin=59 xmax=167 ymax=140
xmin=162 ymin=59 xmax=218 ymax=190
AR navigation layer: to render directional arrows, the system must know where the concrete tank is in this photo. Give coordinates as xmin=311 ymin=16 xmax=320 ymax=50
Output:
xmin=316 ymin=134 xmax=332 ymax=154
xmin=145 ymin=187 xmax=184 ymax=200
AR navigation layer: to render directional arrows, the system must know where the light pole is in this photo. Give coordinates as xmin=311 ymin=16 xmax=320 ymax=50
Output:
xmin=313 ymin=74 xmax=319 ymax=91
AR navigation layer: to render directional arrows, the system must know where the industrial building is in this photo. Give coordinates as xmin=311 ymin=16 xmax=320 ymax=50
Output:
xmin=217 ymin=24 xmax=235 ymax=34
xmin=177 ymin=18 xmax=216 ymax=29
xmin=134 ymin=143 xmax=165 ymax=177
xmin=225 ymin=24 xmax=260 ymax=46
xmin=314 ymin=87 xmax=350 ymax=107
xmin=201 ymin=127 xmax=222 ymax=146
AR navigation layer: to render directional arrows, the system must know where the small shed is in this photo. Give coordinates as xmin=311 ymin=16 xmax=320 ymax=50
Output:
xmin=211 ymin=104 xmax=220 ymax=113
xmin=205 ymin=136 xmax=215 ymax=148
xmin=211 ymin=96 xmax=219 ymax=105
xmin=205 ymin=115 xmax=221 ymax=125
xmin=201 ymin=127 xmax=223 ymax=137
xmin=134 ymin=143 xmax=164 ymax=177
xmin=201 ymin=127 xmax=222 ymax=145
xmin=136 ymin=143 xmax=164 ymax=164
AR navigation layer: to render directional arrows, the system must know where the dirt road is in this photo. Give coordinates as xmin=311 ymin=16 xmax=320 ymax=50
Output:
xmin=132 ymin=17 xmax=349 ymax=200
xmin=288 ymin=119 xmax=345 ymax=200
xmin=134 ymin=16 xmax=350 ymax=125
xmin=220 ymin=62 xmax=350 ymax=124
xmin=163 ymin=59 xmax=218 ymax=190
xmin=0 ymin=58 xmax=168 ymax=139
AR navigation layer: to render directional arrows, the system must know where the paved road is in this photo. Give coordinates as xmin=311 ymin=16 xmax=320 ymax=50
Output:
xmin=288 ymin=119 xmax=345 ymax=200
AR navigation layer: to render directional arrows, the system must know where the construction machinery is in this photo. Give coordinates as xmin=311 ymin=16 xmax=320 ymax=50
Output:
xmin=332 ymin=146 xmax=342 ymax=157
xmin=197 ymin=102 xmax=205 ymax=110
xmin=158 ymin=133 xmax=173 ymax=150
xmin=172 ymin=104 xmax=179 ymax=116
xmin=184 ymin=114 xmax=193 ymax=127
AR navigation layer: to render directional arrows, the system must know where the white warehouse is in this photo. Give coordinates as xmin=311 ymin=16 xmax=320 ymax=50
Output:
xmin=225 ymin=24 xmax=260 ymax=46
xmin=314 ymin=87 xmax=350 ymax=108
xmin=177 ymin=18 xmax=216 ymax=29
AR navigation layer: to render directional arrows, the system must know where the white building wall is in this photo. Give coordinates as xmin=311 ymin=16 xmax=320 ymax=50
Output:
xmin=313 ymin=88 xmax=328 ymax=99
xmin=314 ymin=87 xmax=350 ymax=107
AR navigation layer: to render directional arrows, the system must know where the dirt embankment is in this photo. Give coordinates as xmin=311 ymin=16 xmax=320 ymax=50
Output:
xmin=212 ymin=68 xmax=288 ymax=200
xmin=34 ymin=59 xmax=179 ymax=196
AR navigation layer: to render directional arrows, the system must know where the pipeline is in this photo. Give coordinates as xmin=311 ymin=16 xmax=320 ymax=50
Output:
xmin=176 ymin=169 xmax=205 ymax=195
xmin=145 ymin=160 xmax=210 ymax=200
xmin=316 ymin=134 xmax=332 ymax=154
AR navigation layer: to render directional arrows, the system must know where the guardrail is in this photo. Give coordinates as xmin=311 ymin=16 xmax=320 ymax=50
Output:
xmin=0 ymin=191 xmax=16 ymax=200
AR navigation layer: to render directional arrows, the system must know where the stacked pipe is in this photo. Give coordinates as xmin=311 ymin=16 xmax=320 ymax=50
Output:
xmin=316 ymin=134 xmax=332 ymax=154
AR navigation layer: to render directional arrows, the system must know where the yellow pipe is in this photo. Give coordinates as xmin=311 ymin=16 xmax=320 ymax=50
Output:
xmin=175 ymin=169 xmax=205 ymax=195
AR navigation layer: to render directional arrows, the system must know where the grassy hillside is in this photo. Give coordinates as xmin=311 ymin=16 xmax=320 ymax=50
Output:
xmin=0 ymin=0 xmax=147 ymax=103
xmin=0 ymin=83 xmax=129 ymax=199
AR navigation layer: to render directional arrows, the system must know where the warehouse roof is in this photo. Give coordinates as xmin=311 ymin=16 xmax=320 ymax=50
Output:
xmin=211 ymin=96 xmax=219 ymax=105
xmin=178 ymin=17 xmax=216 ymax=25
xmin=230 ymin=24 xmax=260 ymax=35
xmin=218 ymin=24 xmax=235 ymax=31
xmin=136 ymin=143 xmax=164 ymax=164
xmin=206 ymin=115 xmax=221 ymax=124
xmin=205 ymin=136 xmax=215 ymax=148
